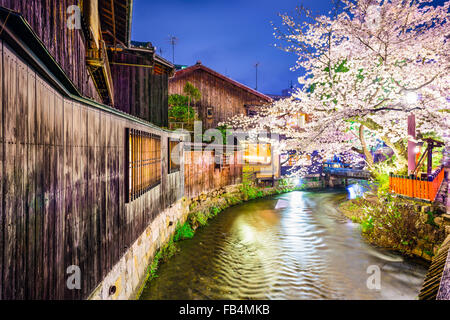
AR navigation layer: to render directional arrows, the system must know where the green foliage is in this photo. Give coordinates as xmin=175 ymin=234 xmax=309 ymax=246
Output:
xmin=160 ymin=238 xmax=178 ymax=262
xmin=189 ymin=209 xmax=208 ymax=228
xmin=426 ymin=212 xmax=439 ymax=228
xmin=374 ymin=172 xmax=390 ymax=194
xmin=370 ymin=159 xmax=405 ymax=195
xmin=147 ymin=238 xmax=178 ymax=280
xmin=183 ymin=81 xmax=202 ymax=105
xmin=168 ymin=104 xmax=196 ymax=122
xmin=168 ymin=93 xmax=189 ymax=107
xmin=216 ymin=125 xmax=231 ymax=145
xmin=361 ymin=215 xmax=374 ymax=233
xmin=210 ymin=206 xmax=221 ymax=217
xmin=334 ymin=59 xmax=350 ymax=73
xmin=148 ymin=251 xmax=161 ymax=280
xmin=168 ymin=94 xmax=196 ymax=122
xmin=424 ymin=250 xmax=434 ymax=258
xmin=174 ymin=222 xmax=195 ymax=242
xmin=278 ymin=179 xmax=291 ymax=187
xmin=168 ymin=82 xmax=201 ymax=128
xmin=239 ymin=182 xmax=260 ymax=200
xmin=358 ymin=193 xmax=445 ymax=255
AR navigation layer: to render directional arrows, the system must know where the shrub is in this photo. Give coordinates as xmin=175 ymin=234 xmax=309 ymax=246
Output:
xmin=360 ymin=192 xmax=445 ymax=253
xmin=239 ymin=182 xmax=259 ymax=200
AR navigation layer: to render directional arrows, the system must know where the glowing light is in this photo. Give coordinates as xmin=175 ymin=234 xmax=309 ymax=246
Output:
xmin=405 ymin=91 xmax=419 ymax=104
xmin=347 ymin=184 xmax=366 ymax=200
xmin=289 ymin=192 xmax=304 ymax=207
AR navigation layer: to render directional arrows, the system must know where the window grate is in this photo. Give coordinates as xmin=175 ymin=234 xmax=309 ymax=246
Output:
xmin=126 ymin=129 xmax=161 ymax=202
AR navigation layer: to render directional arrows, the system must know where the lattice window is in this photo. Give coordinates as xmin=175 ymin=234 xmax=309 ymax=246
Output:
xmin=244 ymin=143 xmax=272 ymax=165
xmin=126 ymin=129 xmax=161 ymax=202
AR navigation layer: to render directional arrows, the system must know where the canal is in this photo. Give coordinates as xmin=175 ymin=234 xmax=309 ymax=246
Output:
xmin=140 ymin=190 xmax=428 ymax=300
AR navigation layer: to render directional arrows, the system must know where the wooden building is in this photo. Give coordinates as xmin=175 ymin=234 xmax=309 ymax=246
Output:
xmin=0 ymin=0 xmax=173 ymax=124
xmin=0 ymin=0 xmax=184 ymax=300
xmin=108 ymin=41 xmax=174 ymax=127
xmin=169 ymin=61 xmax=273 ymax=130
xmin=0 ymin=0 xmax=103 ymax=102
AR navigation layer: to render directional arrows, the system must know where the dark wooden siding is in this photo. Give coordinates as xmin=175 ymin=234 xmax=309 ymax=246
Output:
xmin=0 ymin=43 xmax=183 ymax=300
xmin=0 ymin=0 xmax=102 ymax=102
xmin=169 ymin=68 xmax=269 ymax=130
xmin=109 ymin=50 xmax=169 ymax=127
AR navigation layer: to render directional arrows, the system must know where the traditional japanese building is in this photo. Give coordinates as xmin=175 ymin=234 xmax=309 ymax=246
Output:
xmin=108 ymin=41 xmax=174 ymax=127
xmin=168 ymin=61 xmax=273 ymax=130
xmin=0 ymin=0 xmax=183 ymax=300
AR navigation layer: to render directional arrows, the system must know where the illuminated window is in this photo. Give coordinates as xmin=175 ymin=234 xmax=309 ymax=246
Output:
xmin=244 ymin=143 xmax=272 ymax=165
xmin=169 ymin=139 xmax=181 ymax=173
xmin=126 ymin=129 xmax=161 ymax=202
xmin=286 ymin=113 xmax=307 ymax=128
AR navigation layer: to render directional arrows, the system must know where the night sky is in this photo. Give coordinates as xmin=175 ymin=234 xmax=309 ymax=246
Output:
xmin=131 ymin=0 xmax=447 ymax=96
xmin=131 ymin=0 xmax=333 ymax=96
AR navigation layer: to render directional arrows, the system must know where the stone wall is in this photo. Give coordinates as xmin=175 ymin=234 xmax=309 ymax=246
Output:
xmin=88 ymin=198 xmax=189 ymax=300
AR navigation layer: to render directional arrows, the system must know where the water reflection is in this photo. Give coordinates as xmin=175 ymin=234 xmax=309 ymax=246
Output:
xmin=140 ymin=191 xmax=427 ymax=300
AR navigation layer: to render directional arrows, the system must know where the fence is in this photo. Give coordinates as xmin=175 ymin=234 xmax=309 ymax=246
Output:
xmin=389 ymin=167 xmax=445 ymax=202
xmin=184 ymin=144 xmax=243 ymax=199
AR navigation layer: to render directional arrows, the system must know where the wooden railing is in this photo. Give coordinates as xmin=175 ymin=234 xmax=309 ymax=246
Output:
xmin=389 ymin=166 xmax=445 ymax=202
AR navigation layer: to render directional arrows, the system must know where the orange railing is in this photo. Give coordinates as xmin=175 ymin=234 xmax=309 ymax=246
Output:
xmin=389 ymin=167 xmax=445 ymax=202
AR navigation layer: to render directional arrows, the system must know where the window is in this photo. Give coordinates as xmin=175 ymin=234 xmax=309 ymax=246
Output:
xmin=207 ymin=107 xmax=213 ymax=119
xmin=126 ymin=129 xmax=161 ymax=202
xmin=243 ymin=143 xmax=272 ymax=165
xmin=168 ymin=139 xmax=181 ymax=173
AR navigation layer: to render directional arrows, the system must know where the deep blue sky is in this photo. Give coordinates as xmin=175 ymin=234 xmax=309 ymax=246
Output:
xmin=131 ymin=0 xmax=333 ymax=95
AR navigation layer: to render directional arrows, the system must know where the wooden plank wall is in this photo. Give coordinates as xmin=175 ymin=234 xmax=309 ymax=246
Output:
xmin=109 ymin=50 xmax=169 ymax=127
xmin=184 ymin=149 xmax=243 ymax=199
xmin=0 ymin=42 xmax=184 ymax=300
xmin=0 ymin=0 xmax=102 ymax=103
xmin=169 ymin=69 xmax=269 ymax=130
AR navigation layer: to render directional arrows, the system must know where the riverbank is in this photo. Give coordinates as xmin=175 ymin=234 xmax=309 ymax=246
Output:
xmin=135 ymin=182 xmax=301 ymax=299
xmin=339 ymin=193 xmax=450 ymax=262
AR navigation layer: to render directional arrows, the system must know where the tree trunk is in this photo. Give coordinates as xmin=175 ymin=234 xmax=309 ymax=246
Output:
xmin=358 ymin=118 xmax=408 ymax=168
xmin=359 ymin=124 xmax=374 ymax=167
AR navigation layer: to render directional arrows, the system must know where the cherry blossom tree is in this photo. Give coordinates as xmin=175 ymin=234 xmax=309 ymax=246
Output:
xmin=226 ymin=0 xmax=450 ymax=175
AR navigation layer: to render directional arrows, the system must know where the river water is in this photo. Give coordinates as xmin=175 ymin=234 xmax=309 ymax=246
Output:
xmin=140 ymin=190 xmax=428 ymax=300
